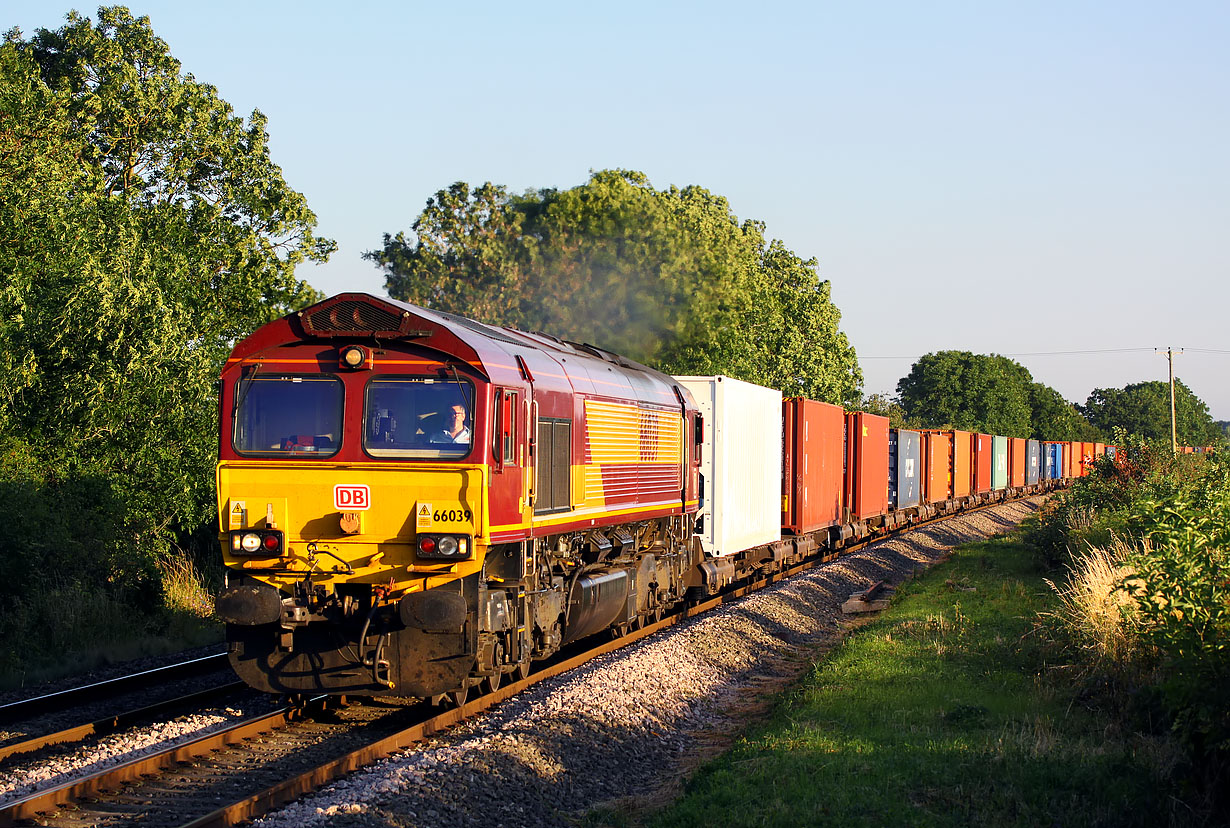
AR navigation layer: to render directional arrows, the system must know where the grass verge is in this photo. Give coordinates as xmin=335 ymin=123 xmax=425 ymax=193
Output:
xmin=642 ymin=534 xmax=1188 ymax=828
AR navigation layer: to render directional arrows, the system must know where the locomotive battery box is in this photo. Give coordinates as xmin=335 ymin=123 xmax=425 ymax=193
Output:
xmin=675 ymin=376 xmax=782 ymax=558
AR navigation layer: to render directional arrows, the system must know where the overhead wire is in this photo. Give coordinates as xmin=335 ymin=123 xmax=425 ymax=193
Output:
xmin=860 ymin=347 xmax=1157 ymax=360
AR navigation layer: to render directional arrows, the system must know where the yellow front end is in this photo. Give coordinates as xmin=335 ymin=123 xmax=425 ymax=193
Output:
xmin=218 ymin=460 xmax=487 ymax=593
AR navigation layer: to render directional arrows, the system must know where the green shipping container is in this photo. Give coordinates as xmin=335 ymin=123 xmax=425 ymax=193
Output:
xmin=991 ymin=435 xmax=1009 ymax=490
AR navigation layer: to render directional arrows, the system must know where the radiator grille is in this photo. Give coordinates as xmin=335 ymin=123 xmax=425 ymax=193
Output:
xmin=306 ymin=301 xmax=402 ymax=333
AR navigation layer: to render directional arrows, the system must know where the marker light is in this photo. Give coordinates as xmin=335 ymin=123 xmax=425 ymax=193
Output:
xmin=339 ymin=345 xmax=370 ymax=369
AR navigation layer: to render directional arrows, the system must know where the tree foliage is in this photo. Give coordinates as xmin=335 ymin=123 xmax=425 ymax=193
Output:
xmin=0 ymin=7 xmax=330 ymax=666
xmin=1081 ymin=380 xmax=1222 ymax=447
xmin=895 ymin=351 xmax=1095 ymax=439
xmin=367 ymin=170 xmax=862 ymax=404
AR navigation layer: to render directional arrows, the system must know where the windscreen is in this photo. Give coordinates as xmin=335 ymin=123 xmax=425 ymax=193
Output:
xmin=365 ymin=377 xmax=475 ymax=459
xmin=233 ymin=375 xmax=343 ymax=456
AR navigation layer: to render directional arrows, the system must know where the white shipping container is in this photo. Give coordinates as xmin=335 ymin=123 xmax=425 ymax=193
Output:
xmin=674 ymin=375 xmax=782 ymax=557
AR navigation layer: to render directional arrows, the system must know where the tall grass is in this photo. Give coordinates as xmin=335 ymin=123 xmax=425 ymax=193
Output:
xmin=1044 ymin=538 xmax=1142 ymax=672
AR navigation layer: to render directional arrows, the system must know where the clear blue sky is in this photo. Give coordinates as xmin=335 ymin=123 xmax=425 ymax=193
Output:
xmin=10 ymin=1 xmax=1229 ymax=419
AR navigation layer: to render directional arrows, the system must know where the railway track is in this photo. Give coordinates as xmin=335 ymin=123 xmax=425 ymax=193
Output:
xmin=0 ymin=496 xmax=1041 ymax=828
xmin=0 ymin=654 xmax=229 ymax=726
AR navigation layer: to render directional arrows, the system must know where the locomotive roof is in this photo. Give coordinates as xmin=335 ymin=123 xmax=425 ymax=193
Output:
xmin=226 ymin=293 xmax=693 ymax=409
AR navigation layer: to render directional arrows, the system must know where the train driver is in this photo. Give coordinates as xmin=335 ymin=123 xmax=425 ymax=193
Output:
xmin=430 ymin=403 xmax=471 ymax=445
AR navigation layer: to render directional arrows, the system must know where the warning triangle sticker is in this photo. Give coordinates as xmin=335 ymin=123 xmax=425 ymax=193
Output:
xmin=419 ymin=504 xmax=430 ymax=516
xmin=232 ymin=503 xmax=244 ymax=513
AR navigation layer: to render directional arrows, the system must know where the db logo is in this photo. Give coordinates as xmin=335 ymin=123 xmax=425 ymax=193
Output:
xmin=334 ymin=484 xmax=371 ymax=511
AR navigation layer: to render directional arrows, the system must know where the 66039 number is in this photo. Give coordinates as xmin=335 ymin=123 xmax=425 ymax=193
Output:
xmin=434 ymin=508 xmax=473 ymax=523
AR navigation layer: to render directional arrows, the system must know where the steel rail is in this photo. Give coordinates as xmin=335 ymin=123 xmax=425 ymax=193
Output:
xmin=0 ymin=680 xmax=246 ymax=763
xmin=0 ymin=651 xmax=229 ymax=725
xmin=0 ymin=699 xmax=321 ymax=827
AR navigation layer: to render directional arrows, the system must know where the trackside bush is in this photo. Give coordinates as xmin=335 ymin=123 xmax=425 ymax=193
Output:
xmin=1034 ymin=433 xmax=1229 ymax=809
xmin=1120 ymin=461 xmax=1230 ymax=795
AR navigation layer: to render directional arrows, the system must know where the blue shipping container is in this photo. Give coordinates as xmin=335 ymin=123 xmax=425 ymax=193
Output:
xmin=889 ymin=429 xmax=921 ymax=509
xmin=1047 ymin=443 xmax=1063 ymax=480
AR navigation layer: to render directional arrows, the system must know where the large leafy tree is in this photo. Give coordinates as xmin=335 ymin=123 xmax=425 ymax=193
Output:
xmin=896 ymin=351 xmax=1035 ymax=437
xmin=0 ymin=8 xmax=331 ymax=609
xmin=895 ymin=350 xmax=1095 ymax=439
xmin=1081 ymin=380 xmax=1222 ymax=447
xmin=367 ymin=170 xmax=862 ymax=404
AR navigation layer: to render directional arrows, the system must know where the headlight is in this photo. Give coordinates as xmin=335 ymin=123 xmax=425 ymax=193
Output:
xmin=241 ymin=533 xmax=262 ymax=553
xmin=416 ymin=534 xmax=471 ymax=560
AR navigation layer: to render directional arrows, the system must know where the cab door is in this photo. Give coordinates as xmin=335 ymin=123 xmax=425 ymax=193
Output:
xmin=489 ymin=386 xmax=527 ymax=533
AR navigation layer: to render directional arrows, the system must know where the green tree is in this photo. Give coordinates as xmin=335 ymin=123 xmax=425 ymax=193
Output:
xmin=368 ymin=170 xmax=862 ymax=404
xmin=1027 ymin=382 xmax=1101 ymax=441
xmin=0 ymin=7 xmax=331 ymax=660
xmin=895 ymin=351 xmax=1034 ymax=437
xmin=896 ymin=351 xmax=1097 ymax=440
xmin=1081 ymin=380 xmax=1221 ymax=447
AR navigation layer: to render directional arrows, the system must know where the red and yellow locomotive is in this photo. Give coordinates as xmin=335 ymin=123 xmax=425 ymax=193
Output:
xmin=215 ymin=293 xmax=702 ymax=702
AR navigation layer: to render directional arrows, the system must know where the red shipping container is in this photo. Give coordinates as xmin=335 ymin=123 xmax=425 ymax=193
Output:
xmin=782 ymin=398 xmax=845 ymax=534
xmin=972 ymin=433 xmax=993 ymax=493
xmin=952 ymin=430 xmax=973 ymax=498
xmin=921 ymin=431 xmax=952 ymax=503
xmin=845 ymin=411 xmax=889 ymax=520
xmin=1008 ymin=438 xmax=1027 ymax=487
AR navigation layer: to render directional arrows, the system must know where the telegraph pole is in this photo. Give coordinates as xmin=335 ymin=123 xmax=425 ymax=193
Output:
xmin=1156 ymin=347 xmax=1184 ymax=453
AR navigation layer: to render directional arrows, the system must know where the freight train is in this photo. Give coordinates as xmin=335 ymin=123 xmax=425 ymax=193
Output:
xmin=214 ymin=293 xmax=1106 ymax=704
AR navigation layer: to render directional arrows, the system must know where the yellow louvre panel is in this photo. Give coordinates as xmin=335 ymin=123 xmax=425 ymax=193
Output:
xmin=644 ymin=410 xmax=682 ymax=464
xmin=584 ymin=399 xmax=640 ymax=464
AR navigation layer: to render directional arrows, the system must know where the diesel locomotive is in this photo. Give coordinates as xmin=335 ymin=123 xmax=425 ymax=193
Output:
xmin=215 ymin=293 xmax=704 ymax=703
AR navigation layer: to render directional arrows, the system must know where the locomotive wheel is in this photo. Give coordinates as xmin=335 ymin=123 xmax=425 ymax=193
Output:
xmin=431 ymin=682 xmax=471 ymax=709
xmin=482 ymin=642 xmax=505 ymax=695
xmin=513 ymin=657 xmax=531 ymax=683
